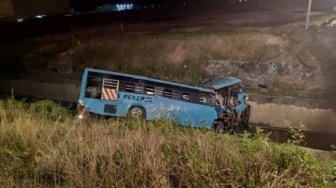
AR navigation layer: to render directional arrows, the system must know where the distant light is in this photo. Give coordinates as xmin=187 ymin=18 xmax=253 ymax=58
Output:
xmin=35 ymin=15 xmax=46 ymax=19
xmin=116 ymin=3 xmax=133 ymax=11
xmin=17 ymin=18 xmax=24 ymax=22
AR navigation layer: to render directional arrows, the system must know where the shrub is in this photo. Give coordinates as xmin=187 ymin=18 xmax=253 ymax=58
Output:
xmin=287 ymin=122 xmax=306 ymax=145
xmin=0 ymin=100 xmax=334 ymax=187
xmin=29 ymin=100 xmax=71 ymax=121
xmin=333 ymin=161 xmax=336 ymax=184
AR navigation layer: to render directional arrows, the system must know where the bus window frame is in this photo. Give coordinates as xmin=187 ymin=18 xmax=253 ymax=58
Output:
xmin=85 ymin=70 xmax=219 ymax=107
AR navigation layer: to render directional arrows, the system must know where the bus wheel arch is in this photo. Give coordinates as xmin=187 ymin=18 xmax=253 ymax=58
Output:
xmin=128 ymin=106 xmax=146 ymax=119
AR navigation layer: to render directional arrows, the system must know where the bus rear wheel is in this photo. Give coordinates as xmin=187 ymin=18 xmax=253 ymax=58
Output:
xmin=128 ymin=106 xmax=146 ymax=119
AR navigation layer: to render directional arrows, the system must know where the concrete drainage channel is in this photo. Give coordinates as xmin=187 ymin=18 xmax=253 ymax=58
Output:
xmin=249 ymin=95 xmax=336 ymax=134
xmin=0 ymin=79 xmax=80 ymax=102
xmin=1 ymin=79 xmax=336 ymax=150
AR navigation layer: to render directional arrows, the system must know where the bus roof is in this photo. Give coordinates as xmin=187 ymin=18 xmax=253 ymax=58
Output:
xmin=86 ymin=68 xmax=214 ymax=93
xmin=201 ymin=76 xmax=242 ymax=90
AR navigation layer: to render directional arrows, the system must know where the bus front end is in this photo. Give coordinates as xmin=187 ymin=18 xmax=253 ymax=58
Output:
xmin=202 ymin=76 xmax=250 ymax=131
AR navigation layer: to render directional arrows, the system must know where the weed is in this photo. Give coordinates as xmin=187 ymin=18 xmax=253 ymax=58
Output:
xmin=331 ymin=144 xmax=336 ymax=151
xmin=30 ymin=100 xmax=71 ymax=121
xmin=333 ymin=161 xmax=336 ymax=184
xmin=0 ymin=99 xmax=334 ymax=187
xmin=287 ymin=122 xmax=306 ymax=146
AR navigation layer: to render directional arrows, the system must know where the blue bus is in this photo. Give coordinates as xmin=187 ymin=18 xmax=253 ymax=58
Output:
xmin=79 ymin=68 xmax=250 ymax=132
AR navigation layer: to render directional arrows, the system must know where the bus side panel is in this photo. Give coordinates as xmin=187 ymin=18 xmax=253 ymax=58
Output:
xmin=83 ymin=92 xmax=156 ymax=118
xmin=176 ymin=102 xmax=217 ymax=128
xmin=115 ymin=92 xmax=218 ymax=128
xmin=83 ymin=98 xmax=120 ymax=116
xmin=116 ymin=92 xmax=155 ymax=118
xmin=79 ymin=68 xmax=89 ymax=101
xmin=180 ymin=103 xmax=217 ymax=128
xmin=145 ymin=96 xmax=217 ymax=128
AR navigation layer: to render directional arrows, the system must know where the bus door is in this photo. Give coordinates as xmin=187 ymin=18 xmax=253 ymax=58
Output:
xmin=101 ymin=78 xmax=120 ymax=114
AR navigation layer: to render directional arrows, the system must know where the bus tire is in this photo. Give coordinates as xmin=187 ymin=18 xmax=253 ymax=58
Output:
xmin=128 ymin=106 xmax=146 ymax=119
xmin=215 ymin=121 xmax=225 ymax=133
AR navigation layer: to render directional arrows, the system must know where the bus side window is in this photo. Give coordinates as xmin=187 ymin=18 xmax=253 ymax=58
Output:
xmin=145 ymin=85 xmax=155 ymax=95
xmin=181 ymin=93 xmax=190 ymax=102
xmin=135 ymin=83 xmax=144 ymax=94
xmin=172 ymin=90 xmax=180 ymax=100
xmin=164 ymin=89 xmax=173 ymax=98
xmin=189 ymin=93 xmax=200 ymax=104
xmin=124 ymin=82 xmax=135 ymax=92
xmin=155 ymin=87 xmax=163 ymax=96
xmin=86 ymin=76 xmax=102 ymax=99
xmin=200 ymin=96 xmax=208 ymax=104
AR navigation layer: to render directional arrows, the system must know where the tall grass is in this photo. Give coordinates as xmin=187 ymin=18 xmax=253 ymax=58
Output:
xmin=0 ymin=99 xmax=334 ymax=187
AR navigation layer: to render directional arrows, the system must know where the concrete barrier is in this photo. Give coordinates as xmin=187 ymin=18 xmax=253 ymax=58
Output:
xmin=0 ymin=79 xmax=79 ymax=102
xmin=250 ymin=101 xmax=336 ymax=133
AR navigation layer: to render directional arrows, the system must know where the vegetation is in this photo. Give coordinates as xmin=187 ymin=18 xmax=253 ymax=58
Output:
xmin=10 ymin=29 xmax=280 ymax=84
xmin=0 ymin=99 xmax=335 ymax=187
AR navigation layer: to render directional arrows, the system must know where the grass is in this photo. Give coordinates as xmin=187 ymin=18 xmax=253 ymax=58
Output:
xmin=0 ymin=99 xmax=335 ymax=187
xmin=4 ymin=25 xmax=325 ymax=97
xmin=5 ymin=29 xmax=281 ymax=85
xmin=271 ymin=81 xmax=306 ymax=97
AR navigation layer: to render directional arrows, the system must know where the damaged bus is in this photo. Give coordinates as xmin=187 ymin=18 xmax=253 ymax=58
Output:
xmin=78 ymin=68 xmax=250 ymax=132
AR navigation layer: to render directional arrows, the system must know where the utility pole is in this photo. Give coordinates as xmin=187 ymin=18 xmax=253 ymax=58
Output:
xmin=305 ymin=0 xmax=313 ymax=30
